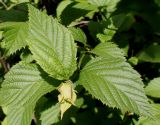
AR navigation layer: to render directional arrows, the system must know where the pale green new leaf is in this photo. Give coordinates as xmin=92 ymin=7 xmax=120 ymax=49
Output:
xmin=0 ymin=62 xmax=58 ymax=125
xmin=57 ymin=0 xmax=96 ymax=26
xmin=28 ymin=5 xmax=77 ymax=80
xmin=56 ymin=0 xmax=73 ymax=21
xmin=145 ymin=78 xmax=160 ymax=98
xmin=0 ymin=22 xmax=28 ymax=56
xmin=88 ymin=0 xmax=120 ymax=12
xmin=88 ymin=0 xmax=120 ymax=7
xmin=97 ymin=29 xmax=115 ymax=42
xmin=78 ymin=57 xmax=151 ymax=116
xmin=40 ymin=103 xmax=60 ymax=125
xmin=69 ymin=27 xmax=87 ymax=45
xmin=92 ymin=42 xmax=124 ymax=59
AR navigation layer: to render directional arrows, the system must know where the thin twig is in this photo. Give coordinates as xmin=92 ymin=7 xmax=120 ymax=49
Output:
xmin=0 ymin=57 xmax=9 ymax=73
xmin=0 ymin=0 xmax=8 ymax=10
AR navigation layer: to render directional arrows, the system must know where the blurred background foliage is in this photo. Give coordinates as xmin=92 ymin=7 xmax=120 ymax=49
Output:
xmin=0 ymin=0 xmax=160 ymax=124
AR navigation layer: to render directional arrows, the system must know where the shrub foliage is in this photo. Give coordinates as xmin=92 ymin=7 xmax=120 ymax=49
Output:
xmin=0 ymin=0 xmax=160 ymax=125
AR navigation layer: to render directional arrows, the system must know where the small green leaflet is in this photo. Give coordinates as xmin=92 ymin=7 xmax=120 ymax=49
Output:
xmin=56 ymin=0 xmax=96 ymax=26
xmin=0 ymin=22 xmax=28 ymax=56
xmin=0 ymin=62 xmax=58 ymax=125
xmin=77 ymin=56 xmax=151 ymax=116
xmin=92 ymin=42 xmax=125 ymax=59
xmin=88 ymin=0 xmax=120 ymax=12
xmin=69 ymin=27 xmax=87 ymax=45
xmin=28 ymin=5 xmax=77 ymax=80
xmin=145 ymin=78 xmax=160 ymax=98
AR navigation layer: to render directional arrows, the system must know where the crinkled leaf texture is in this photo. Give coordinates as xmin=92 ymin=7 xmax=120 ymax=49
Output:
xmin=28 ymin=5 xmax=77 ymax=80
xmin=145 ymin=77 xmax=160 ymax=98
xmin=88 ymin=0 xmax=120 ymax=6
xmin=0 ymin=22 xmax=28 ymax=56
xmin=88 ymin=0 xmax=120 ymax=12
xmin=78 ymin=43 xmax=151 ymax=116
xmin=136 ymin=104 xmax=160 ymax=125
xmin=92 ymin=42 xmax=125 ymax=59
xmin=0 ymin=62 xmax=58 ymax=125
xmin=40 ymin=103 xmax=60 ymax=125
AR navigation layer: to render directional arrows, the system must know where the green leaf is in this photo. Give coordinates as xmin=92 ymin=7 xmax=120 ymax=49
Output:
xmin=56 ymin=0 xmax=73 ymax=21
xmin=155 ymin=0 xmax=160 ymax=7
xmin=57 ymin=0 xmax=96 ymax=26
xmin=97 ymin=29 xmax=116 ymax=42
xmin=136 ymin=104 xmax=160 ymax=125
xmin=28 ymin=5 xmax=77 ymax=80
xmin=0 ymin=22 xmax=28 ymax=56
xmin=88 ymin=0 xmax=120 ymax=12
xmin=88 ymin=21 xmax=108 ymax=39
xmin=138 ymin=45 xmax=160 ymax=63
xmin=2 ymin=105 xmax=35 ymax=125
xmin=0 ymin=31 xmax=3 ymax=40
xmin=77 ymin=57 xmax=151 ymax=116
xmin=40 ymin=103 xmax=60 ymax=125
xmin=69 ymin=27 xmax=87 ymax=45
xmin=111 ymin=13 xmax=134 ymax=31
xmin=88 ymin=20 xmax=116 ymax=40
xmin=0 ymin=9 xmax=27 ymax=22
xmin=145 ymin=78 xmax=160 ymax=98
xmin=92 ymin=42 xmax=125 ymax=59
xmin=20 ymin=51 xmax=33 ymax=63
xmin=0 ymin=62 xmax=58 ymax=125
xmin=128 ymin=57 xmax=138 ymax=66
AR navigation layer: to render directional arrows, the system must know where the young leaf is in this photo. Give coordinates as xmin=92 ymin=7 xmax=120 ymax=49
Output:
xmin=0 ymin=22 xmax=28 ymax=56
xmin=28 ymin=5 xmax=77 ymax=80
xmin=88 ymin=21 xmax=109 ymax=39
xmin=88 ymin=0 xmax=120 ymax=12
xmin=40 ymin=103 xmax=60 ymax=125
xmin=0 ymin=62 xmax=58 ymax=125
xmin=77 ymin=57 xmax=151 ymax=117
xmin=92 ymin=42 xmax=125 ymax=59
xmin=69 ymin=27 xmax=87 ymax=45
xmin=56 ymin=0 xmax=73 ymax=21
xmin=96 ymin=29 xmax=116 ymax=42
xmin=57 ymin=0 xmax=96 ymax=25
xmin=145 ymin=78 xmax=160 ymax=98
